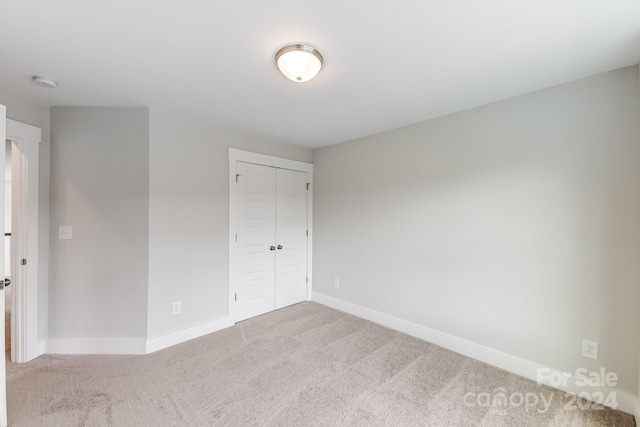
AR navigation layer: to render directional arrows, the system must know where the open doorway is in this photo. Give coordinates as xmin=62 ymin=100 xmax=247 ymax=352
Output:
xmin=5 ymin=119 xmax=40 ymax=363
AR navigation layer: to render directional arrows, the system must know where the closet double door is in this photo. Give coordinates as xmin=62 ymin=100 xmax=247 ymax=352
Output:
xmin=235 ymin=161 xmax=308 ymax=322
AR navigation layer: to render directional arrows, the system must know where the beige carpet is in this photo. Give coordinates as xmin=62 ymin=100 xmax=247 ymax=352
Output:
xmin=5 ymin=302 xmax=636 ymax=426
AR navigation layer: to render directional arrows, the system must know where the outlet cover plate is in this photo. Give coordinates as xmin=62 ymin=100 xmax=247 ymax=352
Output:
xmin=172 ymin=301 xmax=182 ymax=315
xmin=582 ymin=339 xmax=598 ymax=360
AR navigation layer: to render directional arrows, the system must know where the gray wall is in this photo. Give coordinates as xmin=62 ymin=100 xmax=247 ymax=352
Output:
xmin=147 ymin=108 xmax=311 ymax=338
xmin=0 ymin=90 xmax=50 ymax=343
xmin=2 ymin=99 xmax=312 ymax=344
xmin=313 ymin=66 xmax=640 ymax=394
xmin=50 ymin=107 xmax=149 ymax=340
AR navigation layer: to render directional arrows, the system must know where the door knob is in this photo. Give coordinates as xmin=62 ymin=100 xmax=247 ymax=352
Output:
xmin=270 ymin=246 xmax=276 ymax=251
xmin=277 ymin=245 xmax=283 ymax=250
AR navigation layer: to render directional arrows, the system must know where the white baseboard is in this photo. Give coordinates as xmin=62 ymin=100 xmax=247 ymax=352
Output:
xmin=36 ymin=340 xmax=47 ymax=358
xmin=312 ymin=292 xmax=638 ymax=417
xmin=47 ymin=338 xmax=147 ymax=355
xmin=145 ymin=315 xmax=234 ymax=354
xmin=43 ymin=316 xmax=235 ymax=357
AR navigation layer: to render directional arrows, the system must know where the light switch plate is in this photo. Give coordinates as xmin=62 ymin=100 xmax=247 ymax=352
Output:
xmin=59 ymin=226 xmax=73 ymax=240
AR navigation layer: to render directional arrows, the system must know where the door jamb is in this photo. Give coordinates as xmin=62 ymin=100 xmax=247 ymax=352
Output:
xmin=228 ymin=148 xmax=313 ymax=323
xmin=6 ymin=119 xmax=40 ymax=363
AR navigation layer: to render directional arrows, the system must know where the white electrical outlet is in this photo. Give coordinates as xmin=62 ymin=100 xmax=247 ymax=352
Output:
xmin=582 ymin=339 xmax=598 ymax=360
xmin=333 ymin=278 xmax=339 ymax=289
xmin=172 ymin=301 xmax=182 ymax=315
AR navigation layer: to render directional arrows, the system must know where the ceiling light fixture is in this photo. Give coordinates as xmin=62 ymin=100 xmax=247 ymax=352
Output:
xmin=275 ymin=44 xmax=323 ymax=83
xmin=32 ymin=76 xmax=57 ymax=89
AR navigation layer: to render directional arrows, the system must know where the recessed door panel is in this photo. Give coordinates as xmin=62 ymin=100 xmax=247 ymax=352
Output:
xmin=235 ymin=162 xmax=276 ymax=321
xmin=275 ymin=168 xmax=308 ymax=309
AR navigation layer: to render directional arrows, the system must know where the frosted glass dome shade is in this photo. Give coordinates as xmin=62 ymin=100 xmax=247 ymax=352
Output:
xmin=275 ymin=44 xmax=323 ymax=82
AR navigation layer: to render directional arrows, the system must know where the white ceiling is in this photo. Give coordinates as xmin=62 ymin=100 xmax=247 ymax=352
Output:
xmin=1 ymin=1 xmax=639 ymax=149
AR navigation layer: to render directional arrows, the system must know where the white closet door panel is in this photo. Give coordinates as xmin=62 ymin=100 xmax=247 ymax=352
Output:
xmin=236 ymin=162 xmax=276 ymax=321
xmin=275 ymin=168 xmax=308 ymax=309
